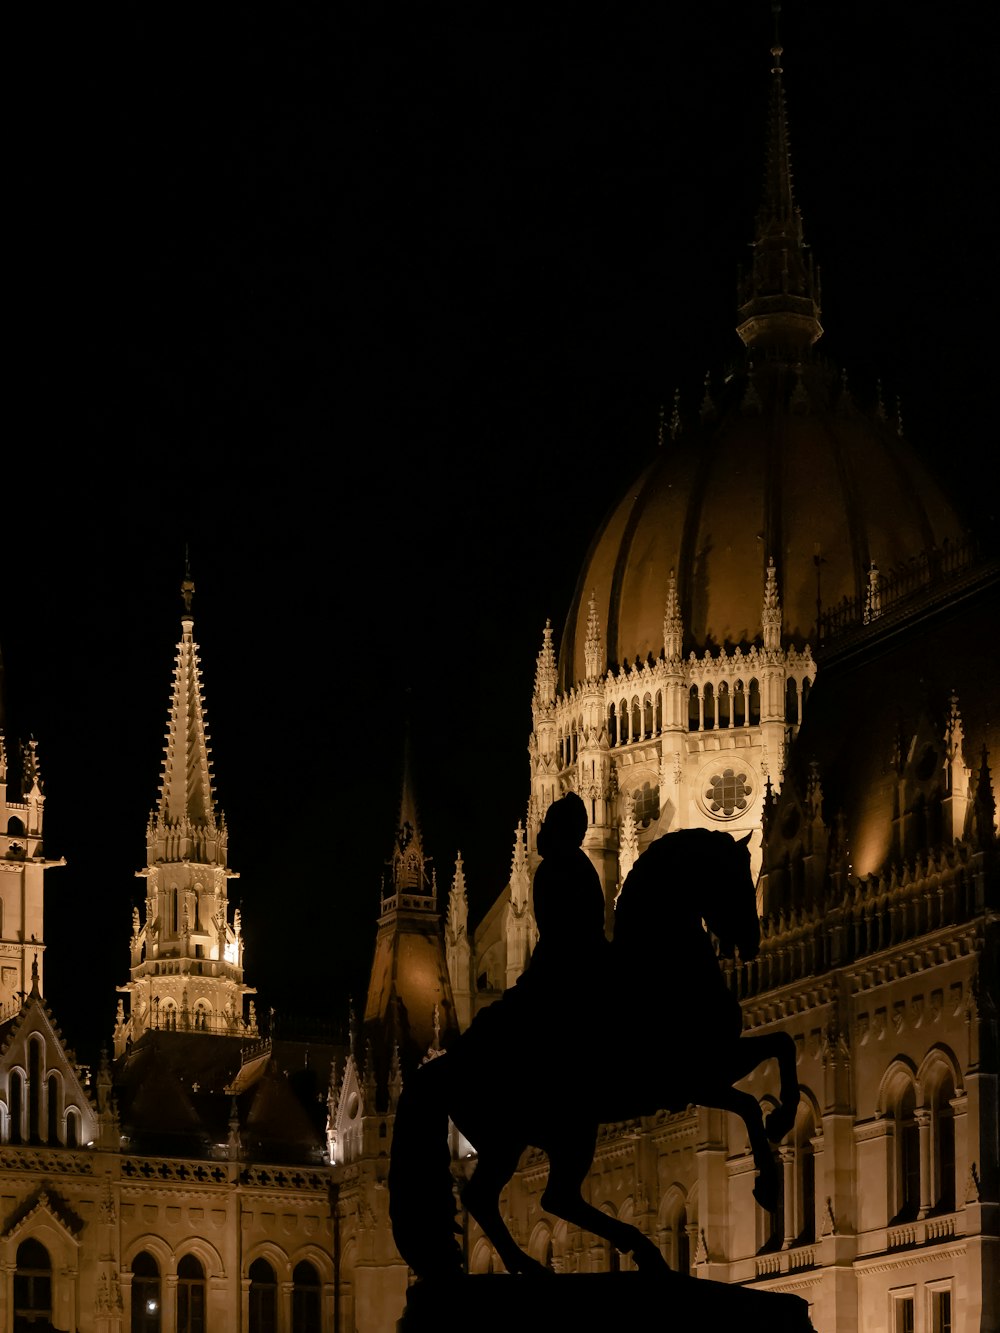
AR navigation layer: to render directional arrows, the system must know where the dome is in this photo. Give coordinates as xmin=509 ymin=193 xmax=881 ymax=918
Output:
xmin=558 ymin=52 xmax=965 ymax=691
xmin=559 ymin=361 xmax=964 ymax=689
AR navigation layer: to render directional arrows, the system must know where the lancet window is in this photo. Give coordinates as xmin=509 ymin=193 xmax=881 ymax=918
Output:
xmin=249 ymin=1259 xmax=277 ymax=1333
xmin=177 ymin=1254 xmax=206 ymax=1333
xmin=130 ymin=1251 xmax=161 ymax=1333
xmin=292 ymin=1260 xmax=322 ymax=1333
xmin=14 ymin=1238 xmax=52 ymax=1328
xmin=890 ymin=1080 xmax=921 ymax=1224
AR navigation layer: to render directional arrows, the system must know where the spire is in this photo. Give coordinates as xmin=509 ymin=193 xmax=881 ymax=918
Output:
xmin=391 ymin=737 xmax=430 ymax=895
xmin=446 ymin=852 xmax=468 ymax=938
xmin=20 ymin=737 xmax=43 ymax=799
xmin=157 ymin=569 xmax=217 ymax=835
xmin=736 ymin=15 xmax=822 ymax=354
xmin=761 ymin=556 xmax=782 ymax=653
xmin=533 ymin=619 xmax=557 ymax=705
xmin=584 ymin=593 xmax=604 ymax=681
xmin=663 ymin=570 xmax=684 ymax=662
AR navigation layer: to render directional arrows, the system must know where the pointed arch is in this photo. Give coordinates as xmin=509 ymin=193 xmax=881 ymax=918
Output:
xmin=658 ymin=1183 xmax=692 ymax=1274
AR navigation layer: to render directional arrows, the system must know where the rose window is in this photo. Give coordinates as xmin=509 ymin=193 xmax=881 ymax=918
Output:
xmin=705 ymin=768 xmax=752 ymax=817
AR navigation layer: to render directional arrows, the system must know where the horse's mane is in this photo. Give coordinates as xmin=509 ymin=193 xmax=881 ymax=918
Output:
xmin=613 ymin=828 xmax=739 ymax=950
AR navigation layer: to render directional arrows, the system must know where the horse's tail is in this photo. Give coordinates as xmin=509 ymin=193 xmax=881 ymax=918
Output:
xmin=388 ymin=1053 xmax=464 ymax=1280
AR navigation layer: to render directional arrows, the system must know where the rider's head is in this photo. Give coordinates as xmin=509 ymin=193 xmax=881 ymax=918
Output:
xmin=537 ymin=792 xmax=588 ymax=858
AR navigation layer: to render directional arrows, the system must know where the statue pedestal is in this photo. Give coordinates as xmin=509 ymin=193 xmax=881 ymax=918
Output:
xmin=399 ymin=1272 xmax=814 ymax=1333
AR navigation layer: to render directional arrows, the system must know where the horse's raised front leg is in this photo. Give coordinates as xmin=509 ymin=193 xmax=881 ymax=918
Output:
xmin=728 ymin=1032 xmax=799 ymax=1144
xmin=541 ymin=1124 xmax=669 ymax=1273
xmin=700 ymin=1083 xmax=780 ymax=1213
xmin=463 ymin=1144 xmax=549 ymax=1277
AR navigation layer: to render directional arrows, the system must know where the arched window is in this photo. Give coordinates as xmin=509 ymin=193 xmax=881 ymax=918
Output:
xmin=748 ymin=678 xmax=761 ymax=726
xmin=7 ymin=816 xmax=25 ymax=836
xmin=177 ymin=1254 xmax=206 ymax=1333
xmin=893 ymin=1084 xmax=921 ymax=1224
xmin=10 ymin=1069 xmax=24 ymax=1144
xmin=131 ymin=1252 xmax=161 ymax=1333
xmin=734 ymin=679 xmax=746 ymax=727
xmin=28 ymin=1038 xmax=42 ymax=1143
xmin=292 ymin=1260 xmax=321 ymax=1333
xmin=608 ymin=703 xmax=618 ymax=747
xmin=688 ymin=685 xmax=700 ymax=732
xmin=47 ymin=1073 xmax=59 ymax=1143
xmin=631 ymin=696 xmax=641 ymax=741
xmin=930 ymin=1070 xmax=956 ymax=1214
xmin=66 ymin=1109 xmax=80 ymax=1149
xmin=703 ymin=681 xmax=715 ymax=730
xmin=14 ymin=1238 xmax=52 ymax=1328
xmin=718 ymin=680 xmax=730 ymax=728
xmin=642 ymin=693 xmax=653 ymax=738
xmin=249 ymin=1258 xmax=277 ymax=1333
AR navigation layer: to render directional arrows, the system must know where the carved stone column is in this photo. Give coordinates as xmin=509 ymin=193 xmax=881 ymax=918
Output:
xmin=916 ymin=1106 xmax=933 ymax=1218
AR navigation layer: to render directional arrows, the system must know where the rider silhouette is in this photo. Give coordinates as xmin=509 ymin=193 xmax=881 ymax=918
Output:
xmin=520 ymin=791 xmax=608 ymax=990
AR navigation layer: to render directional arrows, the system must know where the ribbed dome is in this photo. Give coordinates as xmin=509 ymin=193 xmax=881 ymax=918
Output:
xmin=559 ymin=360 xmax=964 ymax=691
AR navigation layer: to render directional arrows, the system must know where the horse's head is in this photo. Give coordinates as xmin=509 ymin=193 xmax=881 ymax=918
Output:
xmin=706 ymin=830 xmax=759 ymax=961
xmin=615 ymin=827 xmax=760 ymax=962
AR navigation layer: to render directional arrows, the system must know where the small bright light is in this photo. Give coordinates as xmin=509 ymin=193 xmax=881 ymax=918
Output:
xmin=147 ymin=1300 xmax=159 ymax=1313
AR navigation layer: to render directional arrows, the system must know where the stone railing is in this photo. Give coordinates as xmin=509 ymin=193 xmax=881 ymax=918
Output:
xmin=0 ymin=1146 xmax=95 ymax=1175
xmin=727 ymin=844 xmax=981 ymax=1002
xmin=818 ymin=535 xmax=992 ymax=650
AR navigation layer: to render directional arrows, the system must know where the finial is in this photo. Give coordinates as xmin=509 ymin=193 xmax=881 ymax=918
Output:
xmin=181 ymin=547 xmax=195 ymax=617
xmin=30 ymin=953 xmax=40 ymax=996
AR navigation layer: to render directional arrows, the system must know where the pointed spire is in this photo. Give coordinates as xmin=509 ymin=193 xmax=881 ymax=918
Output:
xmin=618 ymin=801 xmax=639 ymax=891
xmin=584 ymin=593 xmax=604 ymax=681
xmin=20 ymin=738 xmax=43 ymax=798
xmin=391 ymin=737 xmax=430 ymax=894
xmin=864 ymin=561 xmax=881 ymax=623
xmin=446 ymin=852 xmax=468 ymax=938
xmin=663 ymin=570 xmax=684 ymax=662
xmin=509 ymin=820 xmax=530 ymax=913
xmin=533 ymin=619 xmax=557 ymax=705
xmin=156 ymin=576 xmax=218 ymax=838
xmin=388 ymin=1042 xmax=403 ymax=1110
xmin=736 ymin=21 xmax=822 ymax=354
xmin=761 ymin=556 xmax=782 ymax=652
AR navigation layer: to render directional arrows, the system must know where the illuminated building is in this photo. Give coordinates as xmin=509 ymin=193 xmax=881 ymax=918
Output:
xmin=435 ymin=38 xmax=998 ymax=1333
xmin=1 ymin=601 xmax=340 ymax=1330
xmin=1 ymin=27 xmax=997 ymax=1333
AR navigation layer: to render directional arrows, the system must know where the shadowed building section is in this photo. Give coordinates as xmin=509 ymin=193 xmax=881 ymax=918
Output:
xmin=364 ymin=744 xmax=460 ymax=1092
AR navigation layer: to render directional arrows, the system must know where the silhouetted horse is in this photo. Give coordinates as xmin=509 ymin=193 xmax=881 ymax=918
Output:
xmin=389 ymin=828 xmax=798 ymax=1279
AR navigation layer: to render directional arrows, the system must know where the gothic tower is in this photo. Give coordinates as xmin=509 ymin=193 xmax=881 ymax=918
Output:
xmin=0 ymin=647 xmax=64 ymax=1019
xmin=363 ymin=743 xmax=459 ymax=1088
xmin=113 ymin=572 xmax=255 ymax=1055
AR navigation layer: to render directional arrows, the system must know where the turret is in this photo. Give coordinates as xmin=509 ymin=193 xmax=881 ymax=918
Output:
xmin=114 ymin=572 xmax=254 ymax=1056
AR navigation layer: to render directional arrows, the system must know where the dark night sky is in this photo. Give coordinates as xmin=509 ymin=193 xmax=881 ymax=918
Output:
xmin=3 ymin=4 xmax=994 ymax=1065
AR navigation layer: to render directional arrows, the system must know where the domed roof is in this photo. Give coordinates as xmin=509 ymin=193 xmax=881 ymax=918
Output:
xmin=559 ymin=363 xmax=964 ymax=689
xmin=558 ymin=45 xmax=965 ymax=691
